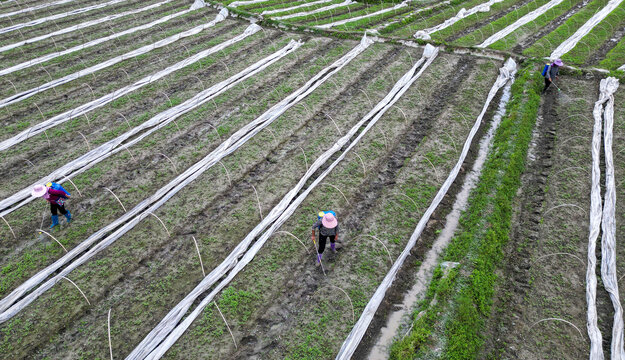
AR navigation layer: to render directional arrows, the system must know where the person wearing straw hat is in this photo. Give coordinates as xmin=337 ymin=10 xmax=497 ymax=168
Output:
xmin=311 ymin=212 xmax=339 ymax=267
xmin=31 ymin=183 xmax=72 ymax=229
xmin=542 ymin=59 xmax=563 ymax=94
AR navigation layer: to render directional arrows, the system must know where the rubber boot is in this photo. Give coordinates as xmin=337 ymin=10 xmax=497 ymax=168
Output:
xmin=64 ymin=210 xmax=72 ymax=224
xmin=331 ymin=242 xmax=337 ymax=253
xmin=316 ymin=253 xmax=322 ymax=267
xmin=50 ymin=215 xmax=59 ymax=229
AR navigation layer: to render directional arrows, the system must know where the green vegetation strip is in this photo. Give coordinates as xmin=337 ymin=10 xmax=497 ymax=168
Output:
xmin=524 ymin=0 xmax=611 ymax=57
xmin=263 ymin=0 xmax=344 ymax=17
xmin=390 ymin=62 xmax=542 ymax=359
xmin=332 ymin=4 xmax=413 ymax=30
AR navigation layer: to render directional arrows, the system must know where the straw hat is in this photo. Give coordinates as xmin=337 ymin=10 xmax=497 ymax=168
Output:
xmin=31 ymin=184 xmax=47 ymax=198
xmin=321 ymin=212 xmax=337 ymax=229
xmin=554 ymin=59 xmax=563 ymax=66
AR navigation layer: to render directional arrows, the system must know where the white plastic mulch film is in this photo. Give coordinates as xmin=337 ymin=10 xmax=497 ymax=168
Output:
xmin=591 ymin=77 xmax=623 ymax=360
xmin=315 ymin=1 xmax=408 ymax=29
xmin=0 ymin=35 xmax=300 ymax=325
xmin=0 ymin=24 xmax=287 ymax=223
xmin=0 ymin=0 xmax=75 ymax=20
xmin=131 ymin=42 xmax=438 ymax=360
xmin=0 ymin=35 xmax=372 ymax=326
xmin=0 ymin=9 xmax=227 ymax=109
xmin=272 ymin=0 xmax=354 ymax=20
xmin=0 ymin=2 xmax=200 ymax=77
xmin=261 ymin=0 xmax=334 ymax=15
xmin=550 ymin=0 xmax=624 ymax=60
xmin=0 ymin=9 xmax=232 ymax=153
xmin=414 ymin=0 xmax=504 ymax=40
xmin=374 ymin=1 xmax=450 ymax=32
xmin=0 ymin=0 xmax=174 ymax=54
xmin=0 ymin=0 xmax=129 ymax=35
xmin=335 ymin=57 xmax=517 ymax=360
xmin=478 ymin=0 xmax=565 ymax=48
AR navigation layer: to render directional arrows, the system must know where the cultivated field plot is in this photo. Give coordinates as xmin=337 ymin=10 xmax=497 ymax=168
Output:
xmin=227 ymin=0 xmax=625 ymax=69
xmin=0 ymin=0 xmax=624 ymax=359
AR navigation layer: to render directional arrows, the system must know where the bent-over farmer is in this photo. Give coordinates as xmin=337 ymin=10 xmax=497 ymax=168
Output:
xmin=311 ymin=212 xmax=339 ymax=267
xmin=542 ymin=59 xmax=563 ymax=94
xmin=31 ymin=182 xmax=72 ymax=229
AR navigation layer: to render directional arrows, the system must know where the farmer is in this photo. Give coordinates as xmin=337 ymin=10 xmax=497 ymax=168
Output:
xmin=542 ymin=59 xmax=563 ymax=94
xmin=31 ymin=182 xmax=72 ymax=229
xmin=311 ymin=211 xmax=339 ymax=266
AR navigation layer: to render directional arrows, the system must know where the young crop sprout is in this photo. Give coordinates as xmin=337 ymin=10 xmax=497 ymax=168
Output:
xmin=214 ymin=302 xmax=237 ymax=348
xmin=37 ymin=229 xmax=68 ymax=252
xmin=148 ymin=212 xmax=171 ymax=237
xmin=191 ymin=236 xmax=206 ymax=277
xmin=61 ymin=276 xmax=91 ymax=305
xmin=104 ymin=187 xmax=127 ymax=212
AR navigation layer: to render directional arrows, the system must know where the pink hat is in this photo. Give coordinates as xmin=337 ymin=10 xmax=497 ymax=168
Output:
xmin=321 ymin=212 xmax=337 ymax=229
xmin=31 ymin=184 xmax=47 ymax=198
xmin=554 ymin=59 xmax=563 ymax=66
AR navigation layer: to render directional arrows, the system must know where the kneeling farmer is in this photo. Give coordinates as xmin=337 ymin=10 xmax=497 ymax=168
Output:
xmin=311 ymin=211 xmax=339 ymax=267
xmin=31 ymin=182 xmax=72 ymax=229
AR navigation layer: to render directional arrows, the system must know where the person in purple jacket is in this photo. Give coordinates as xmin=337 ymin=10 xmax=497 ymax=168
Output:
xmin=31 ymin=183 xmax=72 ymax=229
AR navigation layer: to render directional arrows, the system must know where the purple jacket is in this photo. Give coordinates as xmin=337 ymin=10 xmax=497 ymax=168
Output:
xmin=44 ymin=188 xmax=69 ymax=205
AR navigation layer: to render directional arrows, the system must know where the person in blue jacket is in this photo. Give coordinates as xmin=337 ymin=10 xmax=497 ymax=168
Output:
xmin=31 ymin=182 xmax=72 ymax=229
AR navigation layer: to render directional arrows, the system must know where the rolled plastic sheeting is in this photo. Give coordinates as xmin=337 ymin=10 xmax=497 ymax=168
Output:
xmin=0 ymin=33 xmax=368 ymax=325
xmin=596 ymin=77 xmax=623 ymax=360
xmin=0 ymin=10 xmax=228 ymax=109
xmin=587 ymin=79 xmax=606 ymax=360
xmin=373 ymin=1 xmax=450 ymax=32
xmin=0 ymin=0 xmax=129 ymax=35
xmin=0 ymin=25 xmax=287 ymax=226
xmin=414 ymin=0 xmax=504 ymax=40
xmin=0 ymin=0 xmax=75 ymax=20
xmin=478 ymin=0 xmax=565 ymax=48
xmin=0 ymin=9 xmax=231 ymax=153
xmin=137 ymin=42 xmax=437 ymax=360
xmin=315 ymin=1 xmax=408 ymax=29
xmin=550 ymin=0 xmax=624 ymax=60
xmin=262 ymin=0 xmax=334 ymax=15
xmin=335 ymin=57 xmax=517 ymax=360
xmin=0 ymin=4 xmax=197 ymax=77
xmin=272 ymin=0 xmax=354 ymax=20
xmin=229 ymin=0 xmax=274 ymax=7
xmin=0 ymin=0 xmax=174 ymax=54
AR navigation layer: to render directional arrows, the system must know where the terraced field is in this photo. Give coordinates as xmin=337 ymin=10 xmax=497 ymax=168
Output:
xmin=0 ymin=0 xmax=623 ymax=359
